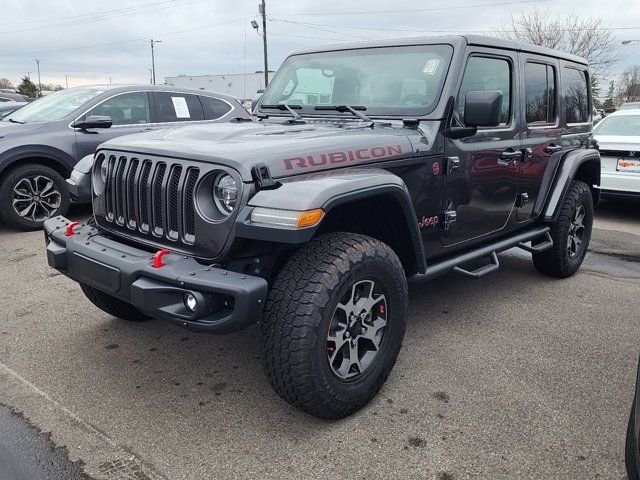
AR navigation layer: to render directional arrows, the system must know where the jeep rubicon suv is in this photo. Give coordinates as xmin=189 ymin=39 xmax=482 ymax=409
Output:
xmin=43 ymin=36 xmax=600 ymax=419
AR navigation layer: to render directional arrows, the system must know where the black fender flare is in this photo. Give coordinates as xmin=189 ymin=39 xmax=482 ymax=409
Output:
xmin=0 ymin=145 xmax=77 ymax=178
xmin=235 ymin=167 xmax=427 ymax=273
xmin=543 ymin=148 xmax=601 ymax=222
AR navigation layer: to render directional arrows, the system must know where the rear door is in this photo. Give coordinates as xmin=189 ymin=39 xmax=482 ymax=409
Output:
xmin=442 ymin=49 xmax=522 ymax=246
xmin=152 ymin=91 xmax=206 ymax=125
xmin=517 ymin=54 xmax=562 ymax=223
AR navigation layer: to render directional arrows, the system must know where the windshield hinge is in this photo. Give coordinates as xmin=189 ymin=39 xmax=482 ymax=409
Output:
xmin=251 ymin=163 xmax=277 ymax=191
xmin=402 ymin=118 xmax=420 ymax=128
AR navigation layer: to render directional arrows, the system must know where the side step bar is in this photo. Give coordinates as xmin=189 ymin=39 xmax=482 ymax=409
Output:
xmin=409 ymin=226 xmax=552 ymax=283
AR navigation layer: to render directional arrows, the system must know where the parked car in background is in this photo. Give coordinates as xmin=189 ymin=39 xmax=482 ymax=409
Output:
xmin=620 ymin=102 xmax=640 ymax=111
xmin=0 ymin=101 xmax=26 ymax=119
xmin=0 ymin=85 xmax=250 ymax=230
xmin=0 ymin=92 xmax=31 ymax=103
xmin=592 ymin=109 xmax=640 ymax=200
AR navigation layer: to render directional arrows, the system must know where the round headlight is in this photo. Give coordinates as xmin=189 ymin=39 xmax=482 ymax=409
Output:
xmin=213 ymin=173 xmax=238 ymax=215
xmin=100 ymin=159 xmax=108 ymax=183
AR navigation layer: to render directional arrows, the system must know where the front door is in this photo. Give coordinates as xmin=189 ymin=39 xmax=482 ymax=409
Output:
xmin=517 ymin=54 xmax=562 ymax=222
xmin=74 ymin=91 xmax=154 ymax=160
xmin=442 ymin=50 xmax=522 ymax=246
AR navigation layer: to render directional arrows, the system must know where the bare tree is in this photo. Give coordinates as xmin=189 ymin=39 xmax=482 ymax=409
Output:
xmin=0 ymin=78 xmax=13 ymax=90
xmin=500 ymin=9 xmax=621 ymax=75
xmin=618 ymin=65 xmax=640 ymax=102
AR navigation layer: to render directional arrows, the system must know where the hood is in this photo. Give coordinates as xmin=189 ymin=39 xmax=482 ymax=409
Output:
xmin=98 ymin=120 xmax=438 ymax=181
xmin=0 ymin=121 xmax=46 ymax=140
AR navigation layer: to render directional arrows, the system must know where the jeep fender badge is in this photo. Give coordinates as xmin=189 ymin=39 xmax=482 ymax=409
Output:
xmin=432 ymin=162 xmax=440 ymax=175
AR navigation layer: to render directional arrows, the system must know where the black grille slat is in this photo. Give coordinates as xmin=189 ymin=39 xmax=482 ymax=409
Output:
xmin=103 ymin=152 xmax=201 ymax=246
xmin=183 ymin=168 xmax=199 ymax=239
xmin=125 ymin=159 xmax=139 ymax=228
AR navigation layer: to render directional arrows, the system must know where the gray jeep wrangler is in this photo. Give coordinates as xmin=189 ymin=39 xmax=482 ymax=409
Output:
xmin=44 ymin=35 xmax=600 ymax=419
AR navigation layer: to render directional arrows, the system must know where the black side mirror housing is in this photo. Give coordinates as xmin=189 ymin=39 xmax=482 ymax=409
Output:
xmin=72 ymin=115 xmax=112 ymax=130
xmin=464 ymin=90 xmax=503 ymax=127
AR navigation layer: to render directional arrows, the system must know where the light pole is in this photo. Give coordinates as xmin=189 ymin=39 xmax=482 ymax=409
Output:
xmin=147 ymin=39 xmax=162 ymax=85
xmin=33 ymin=59 xmax=41 ymax=97
xmin=251 ymin=0 xmax=269 ymax=88
xmin=147 ymin=69 xmax=153 ymax=85
xmin=65 ymin=75 xmax=69 ymax=89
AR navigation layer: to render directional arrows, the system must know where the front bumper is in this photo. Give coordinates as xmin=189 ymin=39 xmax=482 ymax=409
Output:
xmin=43 ymin=216 xmax=268 ymax=334
xmin=66 ymin=170 xmax=92 ymax=203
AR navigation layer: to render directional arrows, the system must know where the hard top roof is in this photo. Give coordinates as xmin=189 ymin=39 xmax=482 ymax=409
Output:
xmin=290 ymin=34 xmax=588 ymax=66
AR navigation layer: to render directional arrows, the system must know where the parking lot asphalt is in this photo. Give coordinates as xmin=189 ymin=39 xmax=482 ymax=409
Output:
xmin=0 ymin=201 xmax=638 ymax=480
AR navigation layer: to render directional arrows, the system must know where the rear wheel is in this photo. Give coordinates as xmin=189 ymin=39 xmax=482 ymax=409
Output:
xmin=0 ymin=164 xmax=70 ymax=231
xmin=533 ymin=180 xmax=593 ymax=278
xmin=261 ymin=232 xmax=408 ymax=419
xmin=80 ymin=283 xmax=150 ymax=322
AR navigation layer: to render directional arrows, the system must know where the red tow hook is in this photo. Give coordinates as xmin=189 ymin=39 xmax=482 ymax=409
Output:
xmin=152 ymin=249 xmax=170 ymax=269
xmin=65 ymin=221 xmax=81 ymax=236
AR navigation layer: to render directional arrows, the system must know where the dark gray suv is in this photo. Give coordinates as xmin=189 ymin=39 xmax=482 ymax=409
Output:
xmin=0 ymin=85 xmax=250 ymax=230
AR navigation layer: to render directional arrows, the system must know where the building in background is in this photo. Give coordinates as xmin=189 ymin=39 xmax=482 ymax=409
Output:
xmin=165 ymin=72 xmax=274 ymax=102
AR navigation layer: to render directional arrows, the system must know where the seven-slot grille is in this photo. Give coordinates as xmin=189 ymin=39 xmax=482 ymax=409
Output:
xmin=102 ymin=153 xmax=200 ymax=245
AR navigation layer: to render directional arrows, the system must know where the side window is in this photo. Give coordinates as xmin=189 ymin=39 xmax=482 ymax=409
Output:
xmin=154 ymin=92 xmax=204 ymax=122
xmin=524 ymin=62 xmax=556 ymax=125
xmin=564 ymin=67 xmax=589 ymax=124
xmin=458 ymin=56 xmax=511 ymax=125
xmin=85 ymin=92 xmax=150 ymax=126
xmin=200 ymin=96 xmax=232 ymax=120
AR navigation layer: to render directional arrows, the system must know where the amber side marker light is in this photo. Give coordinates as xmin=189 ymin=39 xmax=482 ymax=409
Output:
xmin=250 ymin=207 xmax=325 ymax=229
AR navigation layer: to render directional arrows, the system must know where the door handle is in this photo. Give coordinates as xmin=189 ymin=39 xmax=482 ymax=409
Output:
xmin=498 ymin=149 xmax=522 ymax=166
xmin=543 ymin=144 xmax=562 ymax=154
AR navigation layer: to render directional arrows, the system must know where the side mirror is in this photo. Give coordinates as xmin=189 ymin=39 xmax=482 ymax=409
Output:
xmin=72 ymin=115 xmax=112 ymax=130
xmin=464 ymin=90 xmax=503 ymax=127
xmin=251 ymin=92 xmax=263 ymax=113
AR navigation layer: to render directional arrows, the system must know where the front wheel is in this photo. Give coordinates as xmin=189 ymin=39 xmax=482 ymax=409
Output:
xmin=261 ymin=233 xmax=408 ymax=419
xmin=0 ymin=164 xmax=70 ymax=231
xmin=533 ymin=180 xmax=593 ymax=278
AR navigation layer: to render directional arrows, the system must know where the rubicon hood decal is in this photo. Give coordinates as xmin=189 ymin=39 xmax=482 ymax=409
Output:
xmin=283 ymin=144 xmax=404 ymax=172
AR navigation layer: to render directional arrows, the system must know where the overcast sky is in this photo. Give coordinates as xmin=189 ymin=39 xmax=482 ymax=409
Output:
xmin=1 ymin=0 xmax=640 ymax=89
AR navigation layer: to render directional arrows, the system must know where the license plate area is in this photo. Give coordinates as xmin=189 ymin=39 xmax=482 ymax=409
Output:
xmin=616 ymin=158 xmax=640 ymax=173
xmin=69 ymin=252 xmax=121 ymax=294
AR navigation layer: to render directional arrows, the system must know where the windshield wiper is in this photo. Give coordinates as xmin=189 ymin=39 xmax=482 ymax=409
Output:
xmin=8 ymin=118 xmax=25 ymax=124
xmin=314 ymin=105 xmax=373 ymax=123
xmin=260 ymin=104 xmax=305 ymax=124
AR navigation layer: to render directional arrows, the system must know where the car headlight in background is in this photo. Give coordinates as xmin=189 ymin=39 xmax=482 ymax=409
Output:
xmin=69 ymin=169 xmax=83 ymax=184
xmin=100 ymin=159 xmax=108 ymax=183
xmin=213 ymin=172 xmax=238 ymax=215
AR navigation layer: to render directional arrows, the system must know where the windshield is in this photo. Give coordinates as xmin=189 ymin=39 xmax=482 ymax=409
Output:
xmin=3 ymin=88 xmax=107 ymax=123
xmin=259 ymin=44 xmax=453 ymax=117
xmin=594 ymin=115 xmax=640 ymax=136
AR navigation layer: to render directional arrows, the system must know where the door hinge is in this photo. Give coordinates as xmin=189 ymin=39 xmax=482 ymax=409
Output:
xmin=443 ymin=210 xmax=457 ymax=230
xmin=445 ymin=156 xmax=461 ymax=175
xmin=516 ymin=193 xmax=529 ymax=208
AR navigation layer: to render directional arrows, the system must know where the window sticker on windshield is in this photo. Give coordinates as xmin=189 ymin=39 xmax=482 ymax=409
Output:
xmin=171 ymin=96 xmax=190 ymax=118
xmin=423 ymin=58 xmax=440 ymax=76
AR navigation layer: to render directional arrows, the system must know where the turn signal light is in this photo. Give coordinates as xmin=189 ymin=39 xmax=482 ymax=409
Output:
xmin=295 ymin=209 xmax=324 ymax=228
xmin=250 ymin=207 xmax=324 ymax=229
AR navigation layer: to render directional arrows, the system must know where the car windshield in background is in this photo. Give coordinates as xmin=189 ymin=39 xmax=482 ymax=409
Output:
xmin=259 ymin=44 xmax=453 ymax=117
xmin=3 ymin=88 xmax=107 ymax=123
xmin=594 ymin=115 xmax=640 ymax=136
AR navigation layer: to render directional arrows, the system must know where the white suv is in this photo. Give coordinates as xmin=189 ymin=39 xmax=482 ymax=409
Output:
xmin=593 ymin=109 xmax=640 ymax=200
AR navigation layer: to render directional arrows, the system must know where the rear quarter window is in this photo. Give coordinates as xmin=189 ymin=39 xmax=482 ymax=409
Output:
xmin=200 ymin=96 xmax=232 ymax=119
xmin=563 ymin=67 xmax=589 ymax=124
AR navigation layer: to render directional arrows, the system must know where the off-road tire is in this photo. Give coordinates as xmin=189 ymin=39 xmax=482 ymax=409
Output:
xmin=0 ymin=164 xmax=70 ymax=231
xmin=80 ymin=283 xmax=150 ymax=322
xmin=533 ymin=180 xmax=593 ymax=278
xmin=261 ymin=232 xmax=408 ymax=419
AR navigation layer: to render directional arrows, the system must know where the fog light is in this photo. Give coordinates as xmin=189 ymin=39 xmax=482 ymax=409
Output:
xmin=184 ymin=292 xmax=197 ymax=312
